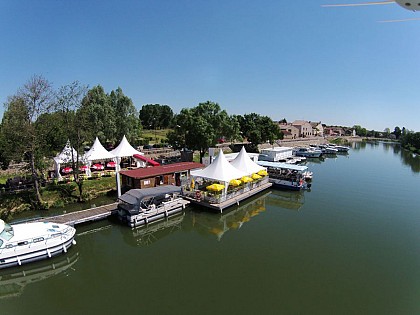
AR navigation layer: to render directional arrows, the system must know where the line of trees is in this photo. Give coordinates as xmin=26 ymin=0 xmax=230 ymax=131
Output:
xmin=353 ymin=124 xmax=420 ymax=153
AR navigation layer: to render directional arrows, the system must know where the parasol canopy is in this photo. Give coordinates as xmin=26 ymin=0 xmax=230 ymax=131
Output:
xmin=258 ymin=170 xmax=268 ymax=176
xmin=206 ymin=184 xmax=225 ymax=192
xmin=252 ymin=173 xmax=262 ymax=180
xmin=106 ymin=161 xmax=116 ymax=168
xmin=62 ymin=167 xmax=73 ymax=174
xmin=92 ymin=163 xmax=104 ymax=170
xmin=79 ymin=165 xmax=89 ymax=171
xmin=229 ymin=179 xmax=242 ymax=186
xmin=241 ymin=176 xmax=253 ymax=183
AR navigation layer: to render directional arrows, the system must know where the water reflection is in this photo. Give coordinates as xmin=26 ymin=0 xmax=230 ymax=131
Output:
xmin=123 ymin=213 xmax=185 ymax=247
xmin=400 ymin=148 xmax=420 ymax=173
xmin=0 ymin=251 xmax=79 ymax=300
xmin=190 ymin=191 xmax=270 ymax=241
xmin=266 ymin=189 xmax=305 ymax=211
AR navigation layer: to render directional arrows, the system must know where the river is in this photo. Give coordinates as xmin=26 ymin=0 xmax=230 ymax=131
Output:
xmin=1 ymin=142 xmax=419 ymax=315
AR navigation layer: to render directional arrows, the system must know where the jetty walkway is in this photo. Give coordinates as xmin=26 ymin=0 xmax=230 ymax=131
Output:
xmin=36 ymin=203 xmax=118 ymax=226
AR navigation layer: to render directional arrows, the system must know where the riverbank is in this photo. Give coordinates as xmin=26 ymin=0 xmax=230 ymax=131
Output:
xmin=0 ymin=176 xmax=117 ymax=220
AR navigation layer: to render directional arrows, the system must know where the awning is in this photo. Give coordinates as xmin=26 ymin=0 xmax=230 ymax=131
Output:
xmin=133 ymin=154 xmax=160 ymax=166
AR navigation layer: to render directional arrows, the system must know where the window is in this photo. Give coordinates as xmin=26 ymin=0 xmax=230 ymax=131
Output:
xmin=33 ymin=237 xmax=44 ymax=243
xmin=18 ymin=241 xmax=28 ymax=246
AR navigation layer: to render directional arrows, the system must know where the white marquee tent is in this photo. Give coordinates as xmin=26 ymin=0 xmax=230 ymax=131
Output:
xmin=230 ymin=146 xmax=265 ymax=175
xmin=83 ymin=137 xmax=116 ymax=162
xmin=110 ymin=135 xmax=145 ymax=168
xmin=53 ymin=140 xmax=84 ymax=179
xmin=190 ymin=149 xmax=248 ymax=184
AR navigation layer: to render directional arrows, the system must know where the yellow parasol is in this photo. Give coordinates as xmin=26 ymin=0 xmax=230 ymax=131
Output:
xmin=241 ymin=176 xmax=253 ymax=183
xmin=252 ymin=173 xmax=262 ymax=180
xmin=229 ymin=179 xmax=242 ymax=186
xmin=258 ymin=169 xmax=268 ymax=176
xmin=206 ymin=183 xmax=225 ymax=192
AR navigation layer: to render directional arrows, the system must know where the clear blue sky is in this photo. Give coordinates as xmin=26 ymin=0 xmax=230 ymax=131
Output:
xmin=1 ymin=0 xmax=419 ymax=131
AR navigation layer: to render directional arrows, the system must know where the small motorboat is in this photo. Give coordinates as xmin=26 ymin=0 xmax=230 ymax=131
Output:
xmin=0 ymin=220 xmax=76 ymax=269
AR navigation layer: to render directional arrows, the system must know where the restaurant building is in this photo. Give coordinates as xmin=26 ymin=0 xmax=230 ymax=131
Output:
xmin=120 ymin=162 xmax=204 ymax=192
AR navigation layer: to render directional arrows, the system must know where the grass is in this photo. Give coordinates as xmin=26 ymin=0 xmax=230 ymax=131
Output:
xmin=0 ymin=175 xmax=117 ymax=219
xmin=142 ymin=128 xmax=172 ymax=144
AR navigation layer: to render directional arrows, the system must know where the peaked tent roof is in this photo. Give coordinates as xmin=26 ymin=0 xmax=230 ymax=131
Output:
xmin=53 ymin=140 xmax=83 ymax=164
xmin=83 ymin=137 xmax=115 ymax=161
xmin=230 ymin=146 xmax=265 ymax=174
xmin=190 ymin=150 xmax=248 ymax=183
xmin=110 ymin=135 xmax=143 ymax=158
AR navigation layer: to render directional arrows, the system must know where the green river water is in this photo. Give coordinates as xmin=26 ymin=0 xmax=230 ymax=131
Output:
xmin=0 ymin=142 xmax=419 ymax=315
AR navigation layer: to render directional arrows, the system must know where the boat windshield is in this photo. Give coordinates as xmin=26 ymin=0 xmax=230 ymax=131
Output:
xmin=0 ymin=222 xmax=14 ymax=241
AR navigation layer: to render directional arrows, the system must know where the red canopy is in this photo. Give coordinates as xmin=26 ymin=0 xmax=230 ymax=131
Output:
xmin=133 ymin=154 xmax=160 ymax=166
xmin=106 ymin=161 xmax=116 ymax=168
xmin=62 ymin=167 xmax=73 ymax=174
xmin=92 ymin=163 xmax=104 ymax=170
xmin=79 ymin=165 xmax=89 ymax=171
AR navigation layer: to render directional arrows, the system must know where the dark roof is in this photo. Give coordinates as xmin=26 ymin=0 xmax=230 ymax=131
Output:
xmin=120 ymin=162 xmax=204 ymax=179
xmin=119 ymin=185 xmax=182 ymax=205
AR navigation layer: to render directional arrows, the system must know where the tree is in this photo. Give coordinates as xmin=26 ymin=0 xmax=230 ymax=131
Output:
xmin=139 ymin=104 xmax=174 ymax=130
xmin=12 ymin=75 xmax=54 ymax=208
xmin=393 ymin=126 xmax=402 ymax=139
xmin=237 ymin=113 xmax=281 ymax=152
xmin=55 ymin=81 xmax=89 ymax=201
xmin=109 ymin=87 xmax=141 ymax=144
xmin=1 ymin=96 xmax=31 ymax=168
xmin=80 ymin=85 xmax=115 ymax=143
xmin=167 ymin=101 xmax=230 ymax=161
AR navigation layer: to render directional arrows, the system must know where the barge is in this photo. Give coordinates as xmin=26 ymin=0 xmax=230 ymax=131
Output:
xmin=117 ymin=186 xmax=190 ymax=227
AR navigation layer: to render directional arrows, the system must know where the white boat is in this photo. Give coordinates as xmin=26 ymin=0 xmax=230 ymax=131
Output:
xmin=0 ymin=220 xmax=76 ymax=269
xmin=117 ymin=185 xmax=190 ymax=228
xmin=318 ymin=144 xmax=338 ymax=154
xmin=257 ymin=161 xmax=312 ymax=190
xmin=293 ymin=147 xmax=322 ymax=158
xmin=327 ymin=144 xmax=350 ymax=153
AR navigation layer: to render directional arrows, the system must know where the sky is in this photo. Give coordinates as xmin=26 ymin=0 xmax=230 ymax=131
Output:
xmin=1 ymin=0 xmax=419 ymax=132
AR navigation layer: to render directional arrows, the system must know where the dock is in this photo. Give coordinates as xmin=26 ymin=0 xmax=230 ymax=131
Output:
xmin=186 ymin=182 xmax=272 ymax=212
xmin=36 ymin=203 xmax=118 ymax=226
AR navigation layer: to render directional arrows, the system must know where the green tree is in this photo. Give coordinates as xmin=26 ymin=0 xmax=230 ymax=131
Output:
xmin=80 ymin=85 xmax=115 ymax=143
xmin=237 ymin=113 xmax=281 ymax=152
xmin=167 ymin=101 xmax=230 ymax=161
xmin=139 ymin=104 xmax=174 ymax=130
xmin=110 ymin=87 xmax=141 ymax=144
xmin=56 ymin=81 xmax=89 ymax=201
xmin=3 ymin=75 xmax=54 ymax=208
xmin=393 ymin=126 xmax=402 ymax=139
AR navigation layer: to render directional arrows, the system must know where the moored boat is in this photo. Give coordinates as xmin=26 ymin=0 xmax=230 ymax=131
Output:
xmin=117 ymin=185 xmax=189 ymax=228
xmin=327 ymin=143 xmax=350 ymax=153
xmin=293 ymin=147 xmax=322 ymax=158
xmin=257 ymin=161 xmax=312 ymax=190
xmin=0 ymin=220 xmax=76 ymax=269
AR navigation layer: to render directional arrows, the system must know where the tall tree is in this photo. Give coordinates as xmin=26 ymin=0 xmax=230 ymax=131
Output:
xmin=139 ymin=104 xmax=174 ymax=129
xmin=19 ymin=75 xmax=54 ymax=207
xmin=80 ymin=85 xmax=115 ymax=143
xmin=55 ymin=81 xmax=89 ymax=201
xmin=110 ymin=87 xmax=141 ymax=144
xmin=167 ymin=101 xmax=230 ymax=161
xmin=237 ymin=113 xmax=281 ymax=152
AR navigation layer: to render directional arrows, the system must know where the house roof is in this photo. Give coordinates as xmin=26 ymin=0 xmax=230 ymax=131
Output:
xmin=120 ymin=162 xmax=204 ymax=179
xmin=291 ymin=120 xmax=309 ymax=126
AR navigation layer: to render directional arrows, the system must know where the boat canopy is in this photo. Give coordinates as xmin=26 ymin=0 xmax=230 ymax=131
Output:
xmin=119 ymin=186 xmax=182 ymax=206
xmin=257 ymin=161 xmax=308 ymax=172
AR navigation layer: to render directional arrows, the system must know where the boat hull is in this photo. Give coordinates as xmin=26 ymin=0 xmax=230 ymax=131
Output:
xmin=118 ymin=199 xmax=189 ymax=228
xmin=0 ymin=236 xmax=76 ymax=270
xmin=269 ymin=178 xmax=308 ymax=191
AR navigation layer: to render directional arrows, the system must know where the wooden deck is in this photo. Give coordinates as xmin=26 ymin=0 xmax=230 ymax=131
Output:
xmin=186 ymin=182 xmax=272 ymax=212
xmin=36 ymin=203 xmax=118 ymax=226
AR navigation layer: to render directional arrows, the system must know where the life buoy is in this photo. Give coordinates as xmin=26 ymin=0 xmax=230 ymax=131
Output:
xmin=195 ymin=191 xmax=202 ymax=200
